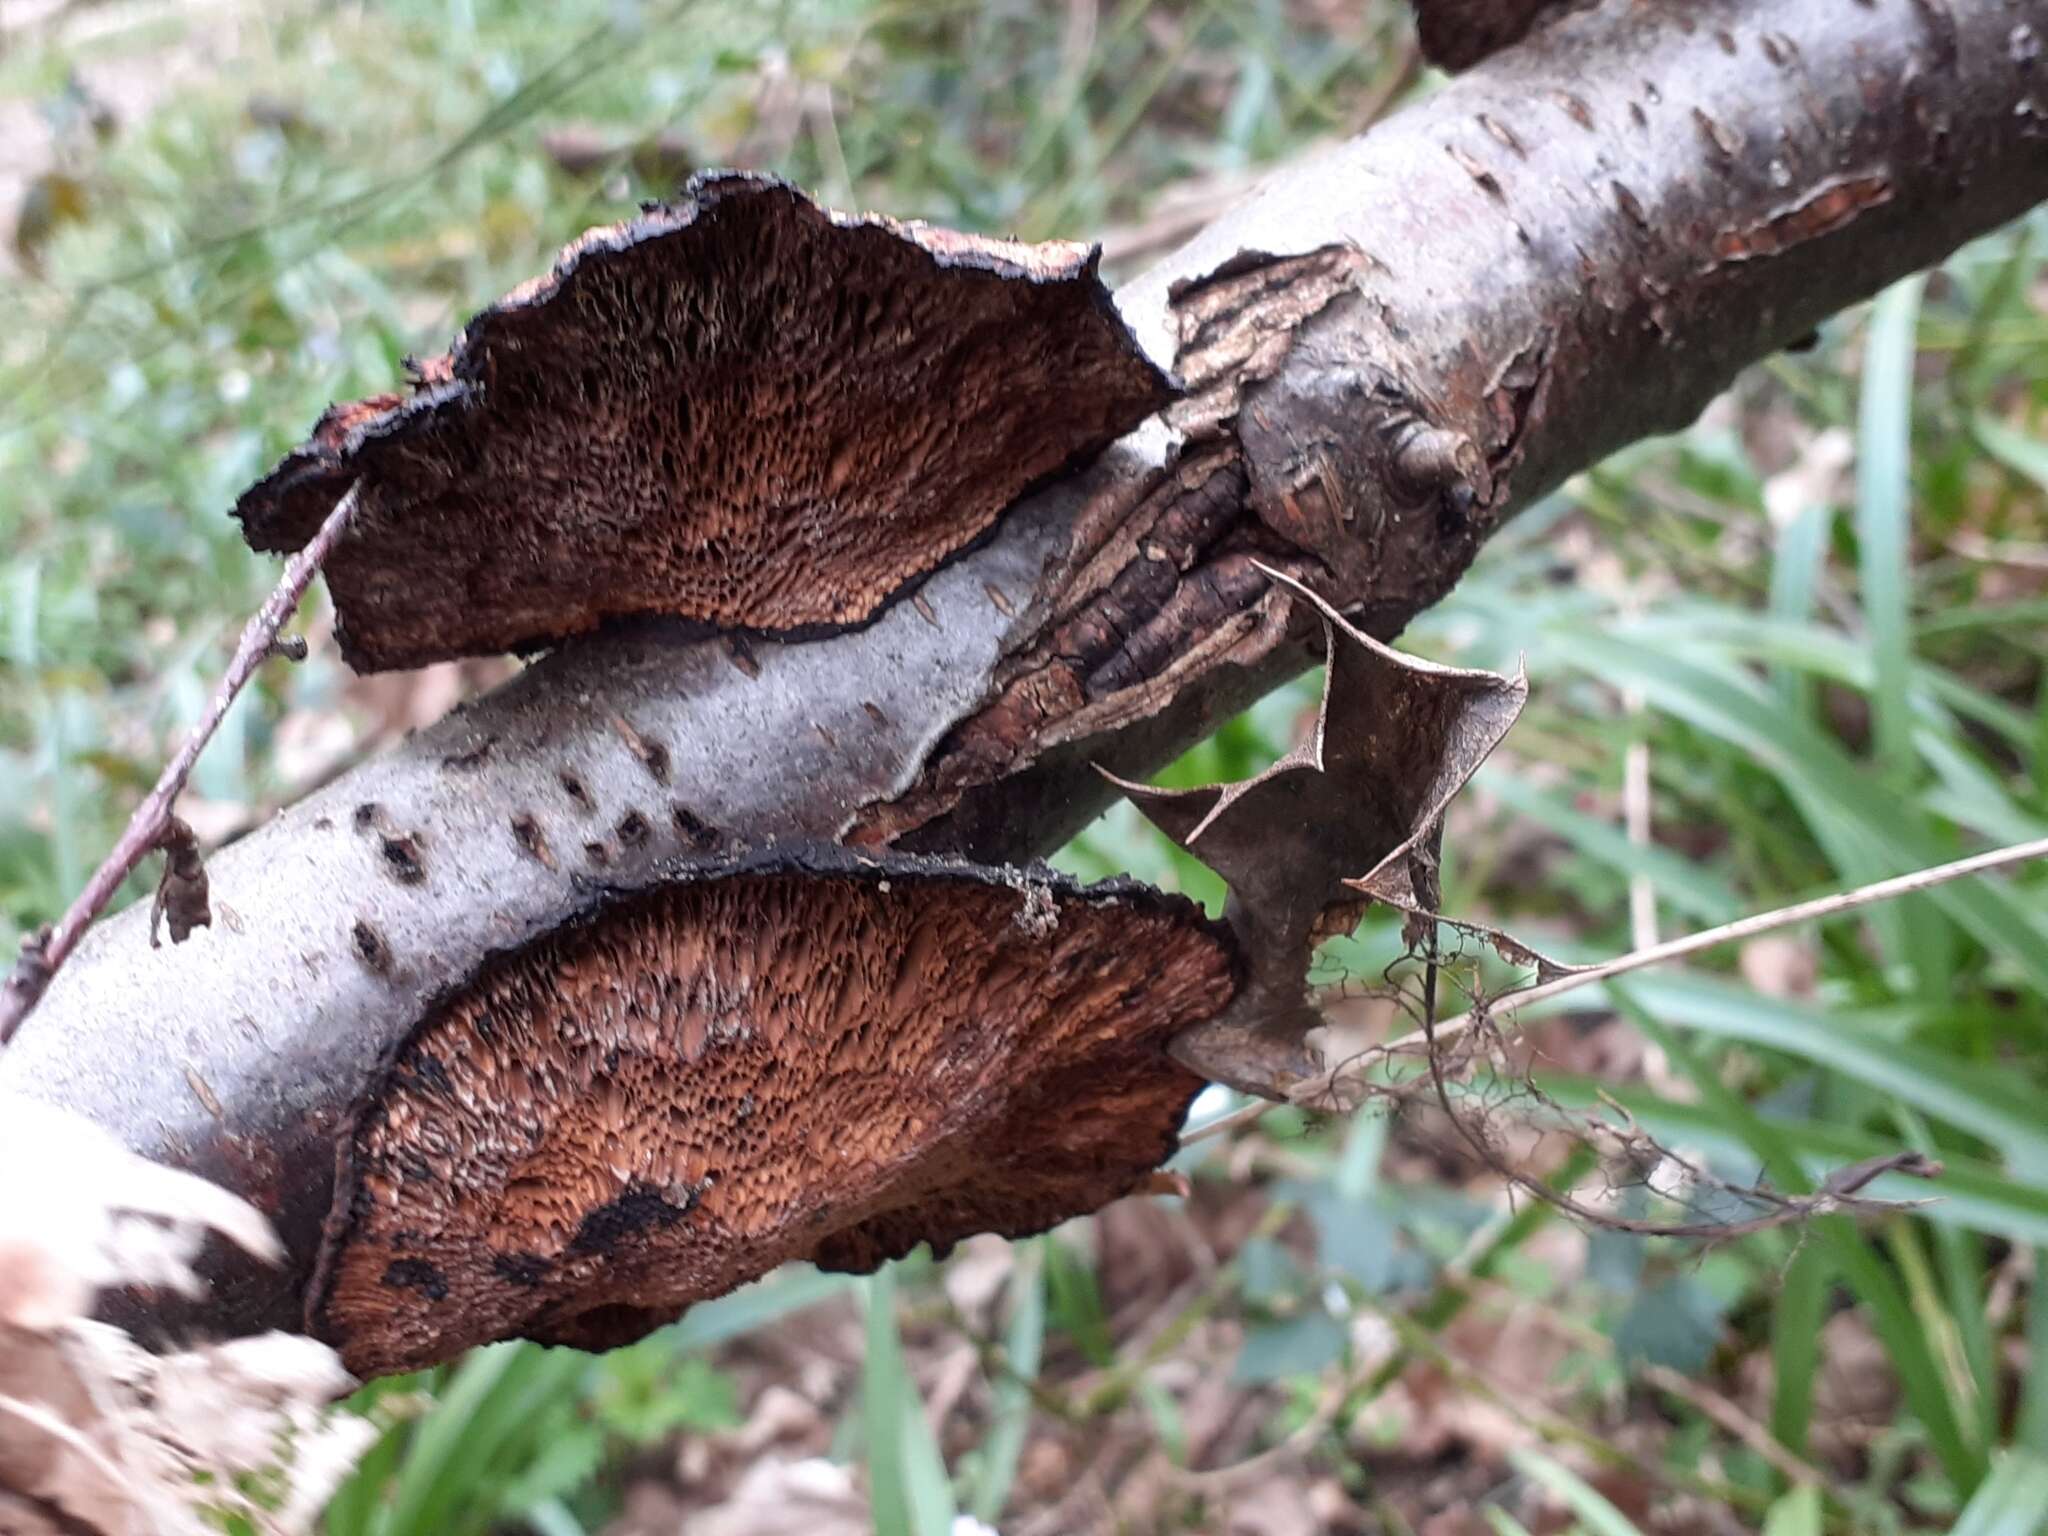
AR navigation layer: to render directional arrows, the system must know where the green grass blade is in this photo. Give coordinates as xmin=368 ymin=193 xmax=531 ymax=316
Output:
xmin=1897 ymin=1108 xmax=1999 ymax=1452
xmin=1887 ymin=1217 xmax=1988 ymax=1463
xmin=1857 ymin=275 xmax=1925 ymax=777
xmin=1593 ymin=971 xmax=2048 ymax=1170
xmin=1554 ymin=638 xmax=2048 ymax=995
xmin=1479 ymin=769 xmax=1742 ymax=924
xmin=522 ymin=1498 xmax=588 ymax=1536
xmin=970 ymin=1242 xmax=1047 ymax=1523
xmin=1614 ymin=992 xmax=1987 ymax=1494
xmin=385 ymin=1344 xmax=591 ymax=1536
xmin=1951 ymin=1452 xmax=2048 ymax=1536
xmin=2023 ymin=1251 xmax=2048 ymax=1455
xmin=1508 ymin=1446 xmax=1646 ymax=1536
xmin=864 ymin=1269 xmax=915 ymax=1536
xmin=1767 ymin=1244 xmax=1829 ymax=1465
xmin=1768 ymin=501 xmax=1833 ymax=715
xmin=1760 ymin=1486 xmax=1822 ymax=1536
xmin=864 ymin=1268 xmax=957 ymax=1536
xmin=1974 ymin=413 xmax=2048 ymax=495
xmin=664 ymin=1265 xmax=854 ymax=1353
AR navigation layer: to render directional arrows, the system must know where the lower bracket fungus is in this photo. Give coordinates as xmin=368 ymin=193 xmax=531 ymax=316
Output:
xmin=235 ymin=173 xmax=1175 ymax=673
xmin=310 ymin=849 xmax=1235 ymax=1377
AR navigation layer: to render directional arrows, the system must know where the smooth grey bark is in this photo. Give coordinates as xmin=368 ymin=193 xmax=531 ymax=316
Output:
xmin=4 ymin=0 xmax=2044 ymax=1345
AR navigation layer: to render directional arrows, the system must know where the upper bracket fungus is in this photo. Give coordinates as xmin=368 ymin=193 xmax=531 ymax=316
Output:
xmin=235 ymin=173 xmax=1176 ymax=672
xmin=310 ymin=848 xmax=1235 ymax=1377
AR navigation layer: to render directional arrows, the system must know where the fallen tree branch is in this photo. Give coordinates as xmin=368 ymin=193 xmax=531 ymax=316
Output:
xmin=0 ymin=481 xmax=359 ymax=1048
xmin=3 ymin=0 xmax=2043 ymax=1350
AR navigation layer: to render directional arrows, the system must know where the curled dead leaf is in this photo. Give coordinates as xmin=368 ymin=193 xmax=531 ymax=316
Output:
xmin=1104 ymin=568 xmax=1525 ymax=1097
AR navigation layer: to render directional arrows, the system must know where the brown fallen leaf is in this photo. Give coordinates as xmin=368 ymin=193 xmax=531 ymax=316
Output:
xmin=1105 ymin=568 xmax=1526 ymax=1096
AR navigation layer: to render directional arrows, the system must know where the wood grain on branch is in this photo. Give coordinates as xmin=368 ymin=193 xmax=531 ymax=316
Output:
xmin=4 ymin=0 xmax=2042 ymax=1350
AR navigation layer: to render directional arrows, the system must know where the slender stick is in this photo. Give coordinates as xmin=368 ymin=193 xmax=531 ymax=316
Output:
xmin=0 ymin=481 xmax=361 ymax=1049
xmin=1182 ymin=833 xmax=2048 ymax=1146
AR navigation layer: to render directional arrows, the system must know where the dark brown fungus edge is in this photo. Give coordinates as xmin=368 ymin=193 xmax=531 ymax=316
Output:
xmin=235 ymin=172 xmax=1177 ymax=673
xmin=1409 ymin=0 xmax=1578 ymax=71
xmin=308 ymin=846 xmax=1238 ymax=1377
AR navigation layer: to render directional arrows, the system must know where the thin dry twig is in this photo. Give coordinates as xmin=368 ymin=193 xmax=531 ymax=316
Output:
xmin=1182 ymin=833 xmax=2048 ymax=1146
xmin=1404 ymin=910 xmax=1938 ymax=1242
xmin=0 ymin=481 xmax=361 ymax=1050
xmin=1383 ymin=832 xmax=2048 ymax=1057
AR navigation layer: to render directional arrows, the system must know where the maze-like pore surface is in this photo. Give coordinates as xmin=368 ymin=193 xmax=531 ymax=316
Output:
xmin=236 ymin=175 xmax=1173 ymax=671
xmin=314 ymin=863 xmax=1233 ymax=1376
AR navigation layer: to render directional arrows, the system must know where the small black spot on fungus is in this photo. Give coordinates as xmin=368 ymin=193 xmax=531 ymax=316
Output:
xmin=558 ymin=771 xmax=596 ymax=814
xmin=616 ymin=810 xmax=652 ymax=849
xmin=567 ymin=1183 xmax=698 ymax=1256
xmin=380 ymin=833 xmax=427 ymax=885
xmin=352 ymin=919 xmax=393 ymax=976
xmin=492 ymin=1253 xmax=553 ymax=1288
xmin=403 ymin=1051 xmax=456 ymax=1099
xmin=670 ymin=804 xmax=724 ymax=852
xmin=511 ymin=813 xmax=558 ymax=870
xmin=382 ymin=1259 xmax=448 ymax=1301
xmin=353 ymin=802 xmax=383 ymax=833
xmin=584 ymin=841 xmax=612 ymax=868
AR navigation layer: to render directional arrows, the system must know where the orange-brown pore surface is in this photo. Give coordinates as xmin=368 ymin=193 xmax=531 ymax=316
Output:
xmin=312 ymin=859 xmax=1235 ymax=1377
xmin=234 ymin=173 xmax=1175 ymax=673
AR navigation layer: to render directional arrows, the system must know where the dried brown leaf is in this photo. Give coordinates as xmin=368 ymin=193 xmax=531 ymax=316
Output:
xmin=1105 ymin=569 xmax=1525 ymax=1095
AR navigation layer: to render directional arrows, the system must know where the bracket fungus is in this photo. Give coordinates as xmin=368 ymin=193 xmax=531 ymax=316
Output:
xmin=310 ymin=849 xmax=1235 ymax=1377
xmin=235 ymin=173 xmax=1175 ymax=672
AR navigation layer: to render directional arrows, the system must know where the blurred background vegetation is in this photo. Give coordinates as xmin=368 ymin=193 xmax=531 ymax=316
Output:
xmin=2 ymin=0 xmax=2045 ymax=1532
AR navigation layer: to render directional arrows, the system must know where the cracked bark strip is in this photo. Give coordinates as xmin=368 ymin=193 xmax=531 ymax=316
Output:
xmin=1105 ymin=571 xmax=1525 ymax=1097
xmin=5 ymin=0 xmax=2044 ymax=1350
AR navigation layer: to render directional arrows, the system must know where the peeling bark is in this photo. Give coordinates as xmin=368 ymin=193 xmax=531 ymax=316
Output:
xmin=3 ymin=0 xmax=2044 ymax=1346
